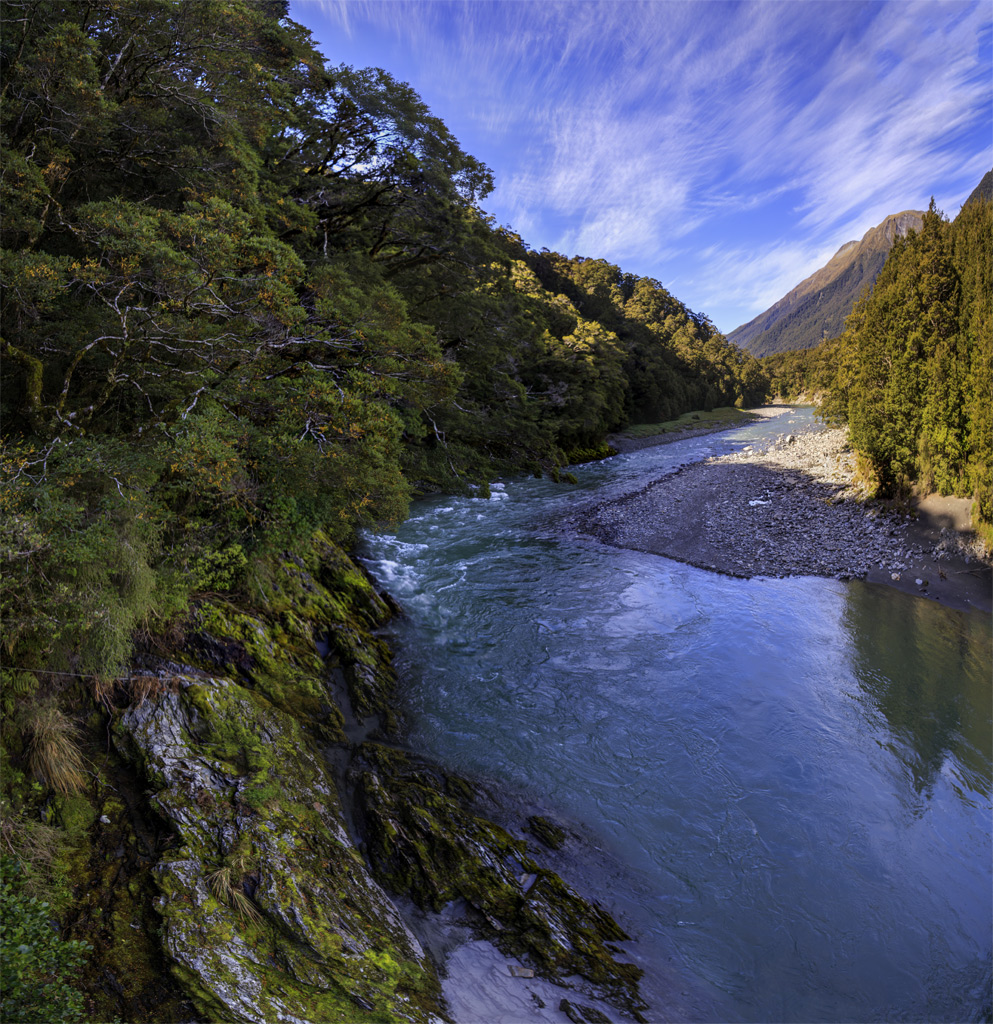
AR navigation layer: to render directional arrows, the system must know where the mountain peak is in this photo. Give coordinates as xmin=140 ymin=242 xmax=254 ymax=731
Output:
xmin=832 ymin=239 xmax=859 ymax=260
xmin=961 ymin=168 xmax=992 ymax=211
xmin=728 ymin=209 xmax=924 ymax=356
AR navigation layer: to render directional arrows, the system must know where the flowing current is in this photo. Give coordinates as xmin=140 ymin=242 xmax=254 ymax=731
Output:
xmin=359 ymin=411 xmax=992 ymax=1023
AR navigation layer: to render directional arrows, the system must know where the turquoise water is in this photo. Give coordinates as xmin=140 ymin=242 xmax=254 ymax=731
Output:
xmin=359 ymin=413 xmax=992 ymax=1023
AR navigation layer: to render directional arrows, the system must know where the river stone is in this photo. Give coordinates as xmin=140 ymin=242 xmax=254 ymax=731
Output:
xmin=568 ymin=426 xmax=977 ymax=589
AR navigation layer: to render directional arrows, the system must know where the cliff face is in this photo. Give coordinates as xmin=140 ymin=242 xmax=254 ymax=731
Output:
xmin=729 ymin=210 xmax=924 ymax=356
xmin=58 ymin=533 xmax=645 ymax=1023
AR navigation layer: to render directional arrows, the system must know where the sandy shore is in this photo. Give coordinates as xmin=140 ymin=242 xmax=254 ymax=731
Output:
xmin=577 ymin=411 xmax=991 ymax=614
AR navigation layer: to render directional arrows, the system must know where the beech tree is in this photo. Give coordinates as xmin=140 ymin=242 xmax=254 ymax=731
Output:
xmin=1 ymin=0 xmax=776 ymax=683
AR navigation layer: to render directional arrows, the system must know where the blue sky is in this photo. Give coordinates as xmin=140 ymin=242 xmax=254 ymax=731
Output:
xmin=290 ymin=0 xmax=992 ymax=334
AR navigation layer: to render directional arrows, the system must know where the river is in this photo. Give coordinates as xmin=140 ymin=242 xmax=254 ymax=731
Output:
xmin=359 ymin=410 xmax=992 ymax=1023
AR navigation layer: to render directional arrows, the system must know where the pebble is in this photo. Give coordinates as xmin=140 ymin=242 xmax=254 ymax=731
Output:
xmin=565 ymin=427 xmax=956 ymax=583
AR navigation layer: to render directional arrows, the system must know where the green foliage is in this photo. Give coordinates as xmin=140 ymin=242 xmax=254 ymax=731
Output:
xmin=0 ymin=857 xmax=89 ymax=1024
xmin=0 ymin=3 xmax=786 ymax=1018
xmin=524 ymin=249 xmax=769 ymax=426
xmin=619 ymin=406 xmax=759 ymax=439
xmin=190 ymin=545 xmax=249 ymax=594
xmin=0 ymin=0 xmax=775 ymax=783
xmin=0 ymin=438 xmax=169 ymax=680
xmin=761 ymin=336 xmax=845 ymax=404
xmin=563 ymin=441 xmax=617 ymax=464
xmin=813 ymin=197 xmax=991 ymax=537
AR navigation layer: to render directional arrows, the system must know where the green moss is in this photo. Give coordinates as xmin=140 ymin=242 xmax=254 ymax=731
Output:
xmin=187 ymin=535 xmax=402 ymax=737
xmin=620 ymin=405 xmax=759 ymax=439
xmin=354 ymin=743 xmax=645 ymax=1016
xmin=562 ymin=441 xmax=618 ymax=464
xmin=527 ymin=815 xmax=567 ymax=850
xmin=241 ymin=776 xmax=280 ymax=809
xmin=54 ymin=794 xmax=97 ymax=835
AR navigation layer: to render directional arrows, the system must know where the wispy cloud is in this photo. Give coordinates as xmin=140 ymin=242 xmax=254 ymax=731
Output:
xmin=302 ymin=0 xmax=992 ymax=330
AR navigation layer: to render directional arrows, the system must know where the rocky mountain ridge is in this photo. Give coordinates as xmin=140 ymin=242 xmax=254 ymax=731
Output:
xmin=729 ymin=210 xmax=924 ymax=356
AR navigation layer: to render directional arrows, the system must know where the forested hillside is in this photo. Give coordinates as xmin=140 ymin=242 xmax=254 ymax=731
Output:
xmin=766 ymin=194 xmax=992 ymax=542
xmin=0 ymin=0 xmax=767 ymax=680
xmin=0 ymin=3 xmax=767 ymax=1019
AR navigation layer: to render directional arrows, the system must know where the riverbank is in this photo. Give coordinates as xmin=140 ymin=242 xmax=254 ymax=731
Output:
xmin=578 ymin=409 xmax=991 ymax=614
xmin=607 ymin=408 xmax=760 ymax=453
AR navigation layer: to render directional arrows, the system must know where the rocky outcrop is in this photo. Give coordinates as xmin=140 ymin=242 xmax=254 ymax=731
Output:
xmin=353 ymin=744 xmax=647 ymax=1020
xmin=64 ymin=534 xmax=446 ymax=1023
xmin=63 ymin=530 xmax=645 ymax=1022
xmin=117 ymin=671 xmax=439 ymax=1024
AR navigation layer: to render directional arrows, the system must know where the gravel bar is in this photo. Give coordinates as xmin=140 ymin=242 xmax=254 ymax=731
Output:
xmin=568 ymin=423 xmax=992 ymax=614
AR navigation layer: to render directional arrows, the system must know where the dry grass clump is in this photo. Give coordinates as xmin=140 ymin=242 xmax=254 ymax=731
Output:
xmin=21 ymin=700 xmax=86 ymax=795
xmin=90 ymin=671 xmax=180 ymax=709
xmin=206 ymin=863 xmax=262 ymax=923
xmin=125 ymin=673 xmax=176 ymax=706
xmin=0 ymin=815 xmax=60 ymax=870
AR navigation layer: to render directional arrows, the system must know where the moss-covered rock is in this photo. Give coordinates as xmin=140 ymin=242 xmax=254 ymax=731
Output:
xmin=353 ymin=743 xmax=647 ymax=1019
xmin=53 ymin=714 xmax=196 ymax=1023
xmin=118 ymin=672 xmax=445 ymax=1023
xmin=185 ymin=530 xmax=399 ymax=735
xmin=54 ymin=535 xmax=448 ymax=1022
xmin=527 ymin=815 xmax=568 ymax=850
xmin=32 ymin=532 xmax=644 ymax=1023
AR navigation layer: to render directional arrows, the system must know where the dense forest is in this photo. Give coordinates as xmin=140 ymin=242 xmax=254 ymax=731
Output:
xmin=0 ymin=2 xmax=768 ymax=1019
xmin=3 ymin=2 xmax=988 ymax=1018
xmin=0 ymin=0 xmax=769 ymax=681
xmin=764 ymin=194 xmax=992 ymax=542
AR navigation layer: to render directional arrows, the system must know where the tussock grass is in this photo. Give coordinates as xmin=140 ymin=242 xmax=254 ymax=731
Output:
xmin=0 ymin=816 xmax=61 ymax=871
xmin=91 ymin=672 xmax=180 ymax=709
xmin=206 ymin=864 xmax=262 ymax=923
xmin=22 ymin=701 xmax=86 ymax=795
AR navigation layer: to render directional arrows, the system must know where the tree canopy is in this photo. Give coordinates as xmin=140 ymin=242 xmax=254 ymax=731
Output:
xmin=0 ymin=0 xmax=769 ymax=724
xmin=764 ymin=196 xmax=991 ymax=539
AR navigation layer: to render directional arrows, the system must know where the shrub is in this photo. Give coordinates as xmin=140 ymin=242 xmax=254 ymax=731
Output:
xmin=0 ymin=856 xmax=89 ymax=1023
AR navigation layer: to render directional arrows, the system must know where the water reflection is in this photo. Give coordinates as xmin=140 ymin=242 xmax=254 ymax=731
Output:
xmin=361 ymin=413 xmax=993 ymax=1023
xmin=843 ymin=581 xmax=992 ymax=802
